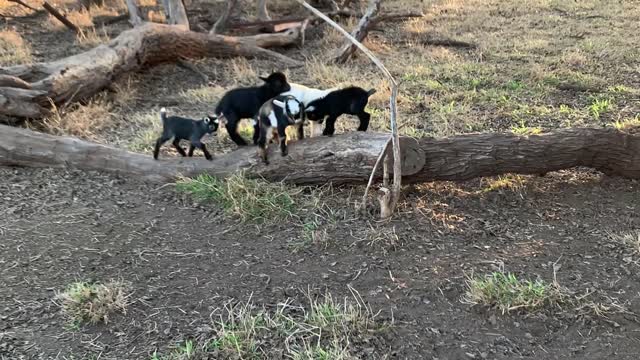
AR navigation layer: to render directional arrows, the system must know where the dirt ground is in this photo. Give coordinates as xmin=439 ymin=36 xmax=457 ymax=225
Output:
xmin=2 ymin=0 xmax=640 ymax=359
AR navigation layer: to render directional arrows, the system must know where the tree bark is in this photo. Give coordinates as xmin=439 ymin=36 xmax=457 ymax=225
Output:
xmin=0 ymin=23 xmax=303 ymax=120
xmin=2 ymin=125 xmax=639 ymax=184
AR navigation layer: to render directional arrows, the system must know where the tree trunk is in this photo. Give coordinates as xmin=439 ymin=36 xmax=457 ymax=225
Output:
xmin=257 ymin=0 xmax=270 ymax=20
xmin=124 ymin=0 xmax=143 ymax=26
xmin=2 ymin=125 xmax=639 ymax=184
xmin=0 ymin=23 xmax=303 ymax=120
xmin=163 ymin=0 xmax=189 ymax=29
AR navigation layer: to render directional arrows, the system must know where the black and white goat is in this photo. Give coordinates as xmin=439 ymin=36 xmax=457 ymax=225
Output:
xmin=304 ymin=86 xmax=376 ymax=136
xmin=256 ymin=95 xmax=305 ymax=164
xmin=153 ymin=108 xmax=219 ymax=161
xmin=279 ymin=83 xmax=336 ymax=137
xmin=214 ymin=71 xmax=291 ymax=147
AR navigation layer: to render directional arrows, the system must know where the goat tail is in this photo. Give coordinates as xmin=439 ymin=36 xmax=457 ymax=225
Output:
xmin=160 ymin=107 xmax=168 ymax=123
xmin=366 ymin=89 xmax=377 ymax=97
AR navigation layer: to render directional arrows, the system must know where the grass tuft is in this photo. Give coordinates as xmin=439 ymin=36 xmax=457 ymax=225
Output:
xmin=176 ymin=173 xmax=298 ymax=223
xmin=463 ymin=271 xmax=563 ymax=314
xmin=482 ymin=174 xmax=526 ymax=193
xmin=0 ymin=30 xmax=32 ymax=65
xmin=42 ymin=97 xmax=113 ymax=139
xmin=55 ymin=280 xmax=129 ymax=326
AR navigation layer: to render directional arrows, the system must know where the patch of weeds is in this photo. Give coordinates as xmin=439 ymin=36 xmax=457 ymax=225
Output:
xmin=179 ymin=85 xmax=226 ymax=105
xmin=0 ymin=30 xmax=32 ymax=65
xmin=176 ymin=173 xmax=298 ymax=223
xmin=505 ymin=80 xmax=525 ymax=91
xmin=511 ymin=120 xmax=542 ymax=135
xmin=289 ymin=338 xmax=351 ymax=360
xmin=607 ymin=85 xmax=634 ymax=94
xmin=42 ymin=96 xmax=113 ymax=139
xmin=482 ymin=174 xmax=527 ymax=193
xmin=612 ymin=116 xmax=640 ymax=132
xmin=608 ymin=230 xmax=640 ymax=255
xmin=127 ymin=110 xmax=161 ymax=152
xmin=55 ymin=280 xmax=129 ymax=325
xmin=588 ymin=97 xmax=612 ymax=120
xmin=76 ymin=26 xmax=110 ymax=48
xmin=463 ymin=272 xmax=563 ymax=314
xmin=152 ymin=289 xmax=383 ymax=359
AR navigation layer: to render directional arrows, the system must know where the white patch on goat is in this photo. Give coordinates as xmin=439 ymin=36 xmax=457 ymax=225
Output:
xmin=282 ymin=83 xmax=335 ymax=106
xmin=160 ymin=107 xmax=167 ymax=113
xmin=286 ymin=99 xmax=300 ymax=116
xmin=268 ymin=111 xmax=278 ymax=128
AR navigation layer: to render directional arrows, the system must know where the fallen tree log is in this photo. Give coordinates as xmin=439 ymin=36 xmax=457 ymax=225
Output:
xmin=1 ymin=125 xmax=640 ymax=184
xmin=0 ymin=22 xmax=303 ymax=120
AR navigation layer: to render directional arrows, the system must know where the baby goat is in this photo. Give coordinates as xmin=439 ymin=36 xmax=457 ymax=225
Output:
xmin=304 ymin=86 xmax=376 ymax=136
xmin=279 ymin=83 xmax=336 ymax=137
xmin=256 ymin=95 xmax=305 ymax=164
xmin=214 ymin=71 xmax=291 ymax=147
xmin=153 ymin=108 xmax=219 ymax=161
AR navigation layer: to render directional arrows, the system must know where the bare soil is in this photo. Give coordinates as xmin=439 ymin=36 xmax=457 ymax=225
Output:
xmin=2 ymin=0 xmax=640 ymax=359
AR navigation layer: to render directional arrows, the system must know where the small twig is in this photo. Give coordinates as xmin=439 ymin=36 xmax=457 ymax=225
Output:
xmin=360 ymin=138 xmax=390 ymax=209
xmin=43 ymin=1 xmax=80 ymax=33
xmin=422 ymin=36 xmax=476 ymax=49
xmin=8 ymin=0 xmax=38 ymax=11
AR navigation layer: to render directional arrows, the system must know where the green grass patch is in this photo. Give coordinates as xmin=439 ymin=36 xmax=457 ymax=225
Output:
xmin=176 ymin=173 xmax=298 ymax=223
xmin=463 ymin=272 xmax=563 ymax=313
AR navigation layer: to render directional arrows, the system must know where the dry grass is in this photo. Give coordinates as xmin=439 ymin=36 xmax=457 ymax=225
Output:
xmin=43 ymin=97 xmax=113 ymax=139
xmin=152 ymin=288 xmax=380 ymax=359
xmin=609 ymin=230 xmax=640 ymax=255
xmin=55 ymin=280 xmax=130 ymax=325
xmin=126 ymin=110 xmax=162 ymax=152
xmin=0 ymin=30 xmax=32 ymax=65
xmin=75 ymin=26 xmax=111 ymax=48
xmin=482 ymin=174 xmax=527 ymax=193
xmin=179 ymin=85 xmax=227 ymax=105
xmin=47 ymin=7 xmax=94 ymax=30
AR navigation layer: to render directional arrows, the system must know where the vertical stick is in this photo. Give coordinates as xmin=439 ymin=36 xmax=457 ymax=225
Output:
xmin=43 ymin=2 xmax=80 ymax=34
xmin=296 ymin=0 xmax=402 ymax=218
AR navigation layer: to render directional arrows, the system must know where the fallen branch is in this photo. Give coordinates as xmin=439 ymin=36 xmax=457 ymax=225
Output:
xmin=42 ymin=1 xmax=79 ymax=34
xmin=422 ymin=36 xmax=476 ymax=49
xmin=333 ymin=0 xmax=380 ymax=63
xmin=8 ymin=0 xmax=38 ymax=11
xmin=176 ymin=58 xmax=209 ymax=83
xmin=0 ymin=22 xmax=304 ymax=119
xmin=2 ymin=126 xmax=639 ymax=185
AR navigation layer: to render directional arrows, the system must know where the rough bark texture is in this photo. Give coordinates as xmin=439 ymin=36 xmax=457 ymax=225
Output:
xmin=2 ymin=125 xmax=639 ymax=184
xmin=0 ymin=23 xmax=303 ymax=120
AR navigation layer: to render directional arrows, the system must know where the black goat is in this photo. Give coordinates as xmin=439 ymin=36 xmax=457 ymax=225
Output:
xmin=304 ymin=86 xmax=376 ymax=136
xmin=256 ymin=95 xmax=305 ymax=164
xmin=153 ymin=108 xmax=219 ymax=161
xmin=214 ymin=72 xmax=291 ymax=146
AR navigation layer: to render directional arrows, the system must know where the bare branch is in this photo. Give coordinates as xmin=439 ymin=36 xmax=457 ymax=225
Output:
xmin=42 ymin=1 xmax=79 ymax=34
xmin=210 ymin=0 xmax=238 ymax=34
xmin=8 ymin=0 xmax=37 ymax=11
xmin=333 ymin=0 xmax=380 ymax=63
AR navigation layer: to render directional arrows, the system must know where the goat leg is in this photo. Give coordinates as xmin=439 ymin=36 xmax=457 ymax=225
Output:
xmin=357 ymin=111 xmax=371 ymax=131
xmin=172 ymin=139 xmax=187 ymax=156
xmin=153 ymin=135 xmax=171 ymax=160
xmin=278 ymin=124 xmax=288 ymax=156
xmin=322 ymin=116 xmax=338 ymax=136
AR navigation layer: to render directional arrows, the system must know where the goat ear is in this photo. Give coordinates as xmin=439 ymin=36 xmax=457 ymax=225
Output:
xmin=259 ymin=76 xmax=268 ymax=82
xmin=273 ymin=100 xmax=286 ymax=109
xmin=305 ymin=105 xmax=315 ymax=112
